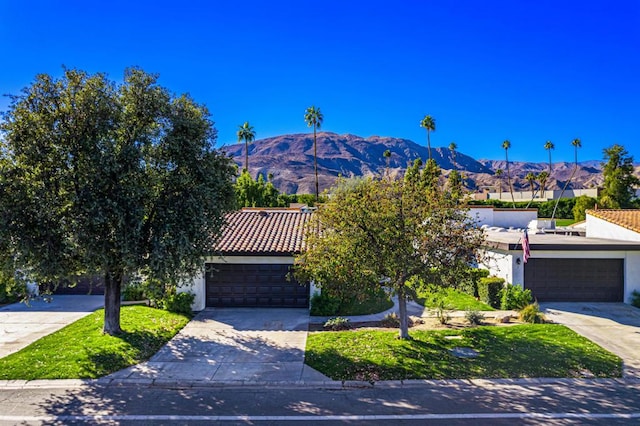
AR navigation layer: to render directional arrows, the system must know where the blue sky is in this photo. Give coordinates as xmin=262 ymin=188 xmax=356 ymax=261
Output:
xmin=1 ymin=0 xmax=638 ymax=163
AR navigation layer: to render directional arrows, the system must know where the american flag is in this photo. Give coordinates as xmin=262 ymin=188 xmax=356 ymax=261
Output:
xmin=522 ymin=229 xmax=530 ymax=264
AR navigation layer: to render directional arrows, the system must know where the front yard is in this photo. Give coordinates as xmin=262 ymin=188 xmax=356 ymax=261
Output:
xmin=305 ymin=324 xmax=622 ymax=381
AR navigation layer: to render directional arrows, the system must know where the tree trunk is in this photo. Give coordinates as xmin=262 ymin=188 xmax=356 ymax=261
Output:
xmin=314 ymin=127 xmax=319 ymax=202
xmin=103 ymin=269 xmax=123 ymax=335
xmin=397 ymin=286 xmax=410 ymax=340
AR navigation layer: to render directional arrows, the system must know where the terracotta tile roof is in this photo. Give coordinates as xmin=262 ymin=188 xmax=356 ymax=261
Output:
xmin=587 ymin=209 xmax=640 ymax=234
xmin=214 ymin=208 xmax=313 ymax=255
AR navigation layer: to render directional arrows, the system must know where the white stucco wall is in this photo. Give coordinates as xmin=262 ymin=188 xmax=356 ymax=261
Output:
xmin=586 ymin=214 xmax=640 ymax=242
xmin=482 ymin=248 xmax=640 ymax=303
xmin=185 ymin=255 xmax=296 ymax=311
xmin=470 ymin=208 xmax=537 ymax=229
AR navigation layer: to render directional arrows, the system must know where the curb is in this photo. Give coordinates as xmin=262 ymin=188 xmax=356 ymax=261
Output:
xmin=1 ymin=376 xmax=639 ymax=390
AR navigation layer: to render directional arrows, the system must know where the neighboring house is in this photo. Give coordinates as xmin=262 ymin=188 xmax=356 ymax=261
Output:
xmin=468 ymin=206 xmax=537 ymax=229
xmin=187 ymin=208 xmax=313 ymax=311
xmin=482 ymin=228 xmax=640 ymax=304
xmin=586 ymin=209 xmax=640 ymax=242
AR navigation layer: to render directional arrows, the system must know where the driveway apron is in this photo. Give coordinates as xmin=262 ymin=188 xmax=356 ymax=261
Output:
xmin=0 ymin=295 xmax=104 ymax=358
xmin=541 ymin=303 xmax=640 ymax=378
xmin=110 ymin=308 xmax=329 ymax=383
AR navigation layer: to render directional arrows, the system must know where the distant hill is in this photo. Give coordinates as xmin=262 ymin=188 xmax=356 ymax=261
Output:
xmin=222 ymin=132 xmax=636 ymax=194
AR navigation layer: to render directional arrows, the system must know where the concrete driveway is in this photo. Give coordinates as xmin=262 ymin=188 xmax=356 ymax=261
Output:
xmin=0 ymin=295 xmax=104 ymax=358
xmin=109 ymin=308 xmax=329 ymax=384
xmin=541 ymin=303 xmax=640 ymax=378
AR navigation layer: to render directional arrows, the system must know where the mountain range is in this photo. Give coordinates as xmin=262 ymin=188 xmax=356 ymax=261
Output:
xmin=222 ymin=132 xmax=636 ymax=195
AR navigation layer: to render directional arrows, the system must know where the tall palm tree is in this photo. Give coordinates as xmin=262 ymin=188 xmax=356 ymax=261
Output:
xmin=552 ymin=138 xmax=582 ymax=220
xmin=538 ymin=171 xmax=549 ymax=198
xmin=525 ymin=172 xmax=537 ymax=207
xmin=502 ymin=140 xmax=516 ymax=208
xmin=237 ymin=121 xmax=255 ymax=173
xmin=304 ymin=106 xmax=324 ymax=201
xmin=544 ymin=140 xmax=555 ymax=173
xmin=449 ymin=142 xmax=457 ymax=170
xmin=495 ymin=168 xmax=503 ymax=199
xmin=420 ymin=115 xmax=436 ymax=161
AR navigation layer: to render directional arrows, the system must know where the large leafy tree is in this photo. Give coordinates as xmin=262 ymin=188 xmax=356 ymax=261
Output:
xmin=295 ymin=161 xmax=485 ymax=339
xmin=235 ymin=170 xmax=285 ymax=208
xmin=237 ymin=121 xmax=255 ymax=173
xmin=0 ymin=68 xmax=236 ymax=335
xmin=304 ymin=106 xmax=324 ymax=202
xmin=420 ymin=115 xmax=436 ymax=161
xmin=599 ymin=144 xmax=640 ymax=209
xmin=502 ymin=140 xmax=516 ymax=208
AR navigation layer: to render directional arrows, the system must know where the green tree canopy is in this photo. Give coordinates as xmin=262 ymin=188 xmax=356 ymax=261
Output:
xmin=0 ymin=68 xmax=236 ymax=334
xmin=572 ymin=195 xmax=597 ymax=221
xmin=235 ymin=170 xmax=286 ymax=208
xmin=598 ymin=144 xmax=640 ymax=209
xmin=295 ymin=161 xmax=485 ymax=339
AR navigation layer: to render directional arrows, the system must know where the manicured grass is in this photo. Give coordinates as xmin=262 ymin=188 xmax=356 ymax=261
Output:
xmin=0 ymin=305 xmax=190 ymax=380
xmin=554 ymin=218 xmax=577 ymax=227
xmin=416 ymin=287 xmax=494 ymax=311
xmin=305 ymin=325 xmax=622 ymax=381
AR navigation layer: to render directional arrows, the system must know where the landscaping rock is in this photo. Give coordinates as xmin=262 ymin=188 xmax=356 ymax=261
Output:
xmin=450 ymin=347 xmax=479 ymax=358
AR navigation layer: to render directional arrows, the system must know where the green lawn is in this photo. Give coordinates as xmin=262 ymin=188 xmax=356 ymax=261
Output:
xmin=335 ymin=293 xmax=394 ymax=316
xmin=305 ymin=325 xmax=622 ymax=381
xmin=416 ymin=287 xmax=494 ymax=311
xmin=0 ymin=305 xmax=190 ymax=380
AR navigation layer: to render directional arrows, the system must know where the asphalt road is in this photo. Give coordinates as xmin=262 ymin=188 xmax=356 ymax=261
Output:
xmin=1 ymin=380 xmax=639 ymax=425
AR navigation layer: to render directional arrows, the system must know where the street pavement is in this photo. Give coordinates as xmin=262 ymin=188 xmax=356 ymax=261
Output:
xmin=0 ymin=295 xmax=104 ymax=358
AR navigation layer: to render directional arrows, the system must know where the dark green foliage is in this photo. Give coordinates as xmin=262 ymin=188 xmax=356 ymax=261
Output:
xmin=572 ymin=196 xmax=597 ymax=221
xmin=161 ymin=291 xmax=195 ymax=316
xmin=310 ymin=292 xmax=341 ymax=316
xmin=121 ymin=283 xmax=145 ymax=302
xmin=478 ymin=276 xmax=504 ymax=308
xmin=630 ymin=290 xmax=640 ymax=308
xmin=599 ymin=144 xmax=640 ymax=209
xmin=0 ymin=271 xmax=27 ymax=304
xmin=500 ymin=284 xmax=533 ymax=310
xmin=519 ymin=303 xmax=544 ymax=323
xmin=0 ymin=68 xmax=236 ymax=334
xmin=460 ymin=268 xmax=490 ymax=297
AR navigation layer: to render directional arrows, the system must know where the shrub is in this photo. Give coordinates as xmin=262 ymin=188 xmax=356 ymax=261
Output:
xmin=519 ymin=303 xmax=544 ymax=324
xmin=121 ymin=283 xmax=145 ymax=301
xmin=478 ymin=276 xmax=504 ymax=308
xmin=161 ymin=291 xmax=195 ymax=316
xmin=309 ymin=292 xmax=341 ymax=316
xmin=323 ymin=317 xmax=351 ymax=331
xmin=0 ymin=271 xmax=27 ymax=305
xmin=631 ymin=290 xmax=640 ymax=308
xmin=461 ymin=268 xmax=490 ymax=297
xmin=500 ymin=284 xmax=533 ymax=310
xmin=465 ymin=310 xmax=485 ymax=325
xmin=434 ymin=299 xmax=452 ymax=325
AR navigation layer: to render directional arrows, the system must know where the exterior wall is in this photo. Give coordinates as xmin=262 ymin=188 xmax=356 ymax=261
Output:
xmin=482 ymin=248 xmax=640 ymax=303
xmin=185 ymin=255 xmax=296 ymax=311
xmin=487 ymin=188 xmax=599 ymax=201
xmin=479 ymin=249 xmax=521 ymax=286
xmin=586 ymin=214 xmax=640 ymax=242
xmin=470 ymin=207 xmax=537 ymax=229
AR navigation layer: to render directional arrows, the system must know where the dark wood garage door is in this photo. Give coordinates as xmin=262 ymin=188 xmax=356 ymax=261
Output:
xmin=205 ymin=263 xmax=309 ymax=308
xmin=524 ymin=258 xmax=623 ymax=302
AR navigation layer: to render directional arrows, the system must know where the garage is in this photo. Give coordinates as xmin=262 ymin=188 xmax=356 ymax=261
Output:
xmin=524 ymin=258 xmax=624 ymax=302
xmin=205 ymin=263 xmax=308 ymax=308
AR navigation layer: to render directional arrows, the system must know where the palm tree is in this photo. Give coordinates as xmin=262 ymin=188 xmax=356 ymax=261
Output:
xmin=502 ymin=140 xmax=516 ymax=208
xmin=383 ymin=149 xmax=392 ymax=177
xmin=544 ymin=140 xmax=555 ymax=173
xmin=420 ymin=115 xmax=436 ymax=161
xmin=449 ymin=142 xmax=457 ymax=170
xmin=237 ymin=121 xmax=255 ymax=173
xmin=538 ymin=171 xmax=549 ymax=198
xmin=525 ymin=172 xmax=537 ymax=207
xmin=495 ymin=168 xmax=503 ymax=199
xmin=304 ymin=106 xmax=324 ymax=201
xmin=552 ymin=138 xmax=582 ymax=220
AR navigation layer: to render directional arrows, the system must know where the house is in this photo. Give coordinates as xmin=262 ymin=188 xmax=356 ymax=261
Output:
xmin=585 ymin=209 xmax=640 ymax=242
xmin=187 ymin=208 xmax=313 ymax=311
xmin=481 ymin=228 xmax=640 ymax=304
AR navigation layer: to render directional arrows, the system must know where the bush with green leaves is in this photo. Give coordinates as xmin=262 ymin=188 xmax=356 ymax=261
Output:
xmin=310 ymin=292 xmax=341 ymax=316
xmin=465 ymin=310 xmax=485 ymax=325
xmin=0 ymin=271 xmax=27 ymax=305
xmin=500 ymin=284 xmax=533 ymax=310
xmin=161 ymin=291 xmax=195 ymax=316
xmin=478 ymin=276 xmax=504 ymax=308
xmin=121 ymin=282 xmax=145 ymax=301
xmin=631 ymin=290 xmax=640 ymax=308
xmin=323 ymin=317 xmax=351 ymax=331
xmin=519 ymin=303 xmax=544 ymax=324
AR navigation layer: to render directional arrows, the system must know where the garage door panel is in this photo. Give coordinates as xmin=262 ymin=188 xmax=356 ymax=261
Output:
xmin=205 ymin=263 xmax=309 ymax=307
xmin=524 ymin=258 xmax=623 ymax=302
